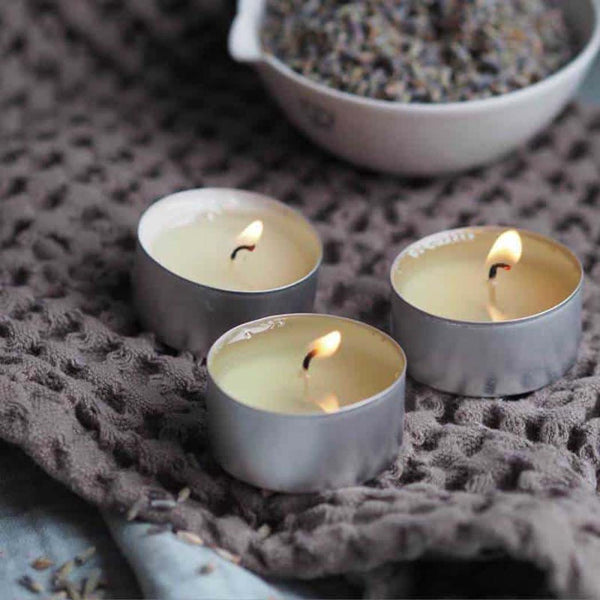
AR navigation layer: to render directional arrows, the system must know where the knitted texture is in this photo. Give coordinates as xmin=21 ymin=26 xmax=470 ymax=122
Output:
xmin=2 ymin=1 xmax=600 ymax=597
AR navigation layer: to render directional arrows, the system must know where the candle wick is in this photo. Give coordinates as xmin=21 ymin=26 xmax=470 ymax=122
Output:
xmin=230 ymin=244 xmax=256 ymax=260
xmin=302 ymin=349 xmax=317 ymax=371
xmin=488 ymin=263 xmax=511 ymax=280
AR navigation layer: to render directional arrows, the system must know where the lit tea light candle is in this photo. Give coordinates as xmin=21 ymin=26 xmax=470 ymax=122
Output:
xmin=145 ymin=192 xmax=319 ymax=293
xmin=206 ymin=314 xmax=406 ymax=492
xmin=390 ymin=227 xmax=583 ymax=397
xmin=134 ymin=189 xmax=322 ymax=354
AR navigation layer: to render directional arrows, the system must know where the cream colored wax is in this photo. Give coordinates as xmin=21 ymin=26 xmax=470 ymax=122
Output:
xmin=143 ymin=190 xmax=321 ymax=292
xmin=391 ymin=228 xmax=581 ymax=322
xmin=208 ymin=315 xmax=405 ymax=415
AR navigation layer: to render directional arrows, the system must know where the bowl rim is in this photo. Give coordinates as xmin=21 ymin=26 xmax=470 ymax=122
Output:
xmin=206 ymin=313 xmax=407 ymax=419
xmin=257 ymin=0 xmax=600 ymax=113
xmin=389 ymin=226 xmax=584 ymax=327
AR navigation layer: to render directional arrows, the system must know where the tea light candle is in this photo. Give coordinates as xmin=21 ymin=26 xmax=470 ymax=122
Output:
xmin=206 ymin=314 xmax=406 ymax=492
xmin=134 ymin=189 xmax=322 ymax=354
xmin=390 ymin=227 xmax=583 ymax=397
xmin=150 ymin=205 xmax=315 ymax=292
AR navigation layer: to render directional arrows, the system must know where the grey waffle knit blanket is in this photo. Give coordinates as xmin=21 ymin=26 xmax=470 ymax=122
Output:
xmin=2 ymin=1 xmax=600 ymax=597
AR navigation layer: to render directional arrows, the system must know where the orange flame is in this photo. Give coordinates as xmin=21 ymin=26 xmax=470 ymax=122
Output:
xmin=236 ymin=220 xmax=263 ymax=247
xmin=486 ymin=230 xmax=522 ymax=322
xmin=486 ymin=302 xmax=506 ymax=322
xmin=308 ymin=330 xmax=341 ymax=360
xmin=486 ymin=229 xmax=523 ymax=267
xmin=316 ymin=393 xmax=340 ymax=414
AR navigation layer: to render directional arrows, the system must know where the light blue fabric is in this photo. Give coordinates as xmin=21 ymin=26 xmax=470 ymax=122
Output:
xmin=104 ymin=514 xmax=350 ymax=600
xmin=0 ymin=440 xmax=356 ymax=599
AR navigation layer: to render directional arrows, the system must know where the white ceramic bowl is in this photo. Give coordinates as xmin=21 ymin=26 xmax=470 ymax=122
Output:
xmin=229 ymin=0 xmax=600 ymax=176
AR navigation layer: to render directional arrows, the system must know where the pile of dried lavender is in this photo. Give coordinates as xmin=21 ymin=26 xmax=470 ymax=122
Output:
xmin=261 ymin=0 xmax=575 ymax=102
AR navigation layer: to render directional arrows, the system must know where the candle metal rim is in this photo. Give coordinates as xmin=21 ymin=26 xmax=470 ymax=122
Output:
xmin=206 ymin=313 xmax=407 ymax=419
xmin=137 ymin=188 xmax=323 ymax=295
xmin=407 ymin=367 xmax=577 ymax=398
xmin=389 ymin=226 xmax=584 ymax=327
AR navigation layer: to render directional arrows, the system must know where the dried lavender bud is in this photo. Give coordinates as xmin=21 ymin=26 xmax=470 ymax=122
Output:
xmin=83 ymin=568 xmax=102 ymax=597
xmin=31 ymin=556 xmax=54 ymax=570
xmin=126 ymin=496 xmax=145 ymax=522
xmin=53 ymin=560 xmax=74 ymax=587
xmin=149 ymin=498 xmax=177 ymax=510
xmin=214 ymin=547 xmax=241 ymax=565
xmin=176 ymin=530 xmax=205 ymax=546
xmin=262 ymin=0 xmax=575 ymax=103
xmin=256 ymin=524 xmax=271 ymax=540
xmin=18 ymin=575 xmax=44 ymax=594
xmin=177 ymin=487 xmax=191 ymax=503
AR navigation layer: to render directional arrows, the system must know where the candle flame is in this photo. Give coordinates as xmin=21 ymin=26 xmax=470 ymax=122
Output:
xmin=486 ymin=229 xmax=523 ymax=267
xmin=308 ymin=330 xmax=342 ymax=360
xmin=316 ymin=393 xmax=340 ymax=414
xmin=236 ymin=220 xmax=263 ymax=247
xmin=486 ymin=230 xmax=521 ymax=321
xmin=486 ymin=303 xmax=507 ymax=322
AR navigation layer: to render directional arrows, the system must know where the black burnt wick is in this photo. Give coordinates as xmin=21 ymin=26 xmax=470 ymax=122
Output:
xmin=488 ymin=263 xmax=511 ymax=280
xmin=230 ymin=244 xmax=256 ymax=260
xmin=302 ymin=349 xmax=318 ymax=371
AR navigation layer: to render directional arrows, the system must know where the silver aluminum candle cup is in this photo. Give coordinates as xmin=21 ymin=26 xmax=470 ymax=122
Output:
xmin=390 ymin=227 xmax=583 ymax=397
xmin=206 ymin=314 xmax=407 ymax=493
xmin=134 ymin=189 xmax=322 ymax=355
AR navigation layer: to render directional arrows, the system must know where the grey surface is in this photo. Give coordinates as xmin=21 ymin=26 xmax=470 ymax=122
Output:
xmin=0 ymin=4 xmax=598 ymax=599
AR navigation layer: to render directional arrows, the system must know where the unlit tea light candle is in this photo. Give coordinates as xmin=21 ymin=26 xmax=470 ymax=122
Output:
xmin=134 ymin=189 xmax=322 ymax=354
xmin=206 ymin=314 xmax=406 ymax=492
xmin=390 ymin=227 xmax=583 ymax=397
